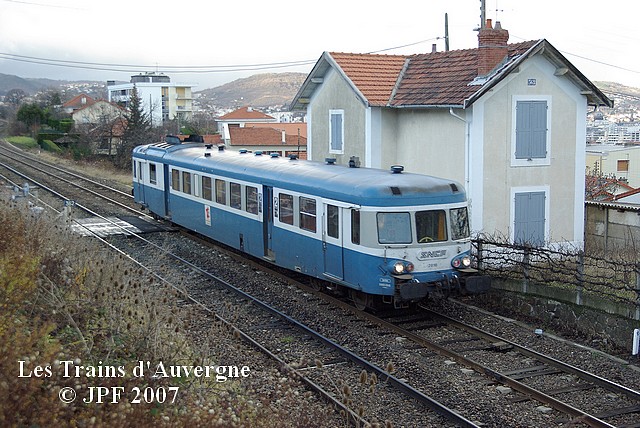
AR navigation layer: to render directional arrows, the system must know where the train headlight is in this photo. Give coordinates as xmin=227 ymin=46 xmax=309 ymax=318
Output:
xmin=391 ymin=261 xmax=414 ymax=275
xmin=452 ymin=255 xmax=471 ymax=269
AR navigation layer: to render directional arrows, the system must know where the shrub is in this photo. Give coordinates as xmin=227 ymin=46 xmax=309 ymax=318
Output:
xmin=40 ymin=139 xmax=62 ymax=153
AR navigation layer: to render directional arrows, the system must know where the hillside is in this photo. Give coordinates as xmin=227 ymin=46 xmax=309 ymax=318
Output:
xmin=195 ymin=72 xmax=307 ymax=108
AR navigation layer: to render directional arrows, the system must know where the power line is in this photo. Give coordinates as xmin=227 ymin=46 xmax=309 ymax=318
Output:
xmin=0 ymin=52 xmax=318 ymax=73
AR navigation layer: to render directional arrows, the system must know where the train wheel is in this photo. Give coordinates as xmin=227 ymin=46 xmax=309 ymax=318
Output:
xmin=310 ymin=278 xmax=324 ymax=292
xmin=350 ymin=290 xmax=369 ymax=311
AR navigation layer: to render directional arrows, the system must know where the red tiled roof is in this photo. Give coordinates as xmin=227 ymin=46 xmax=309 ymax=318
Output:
xmin=228 ymin=127 xmax=307 ymax=147
xmin=243 ymin=122 xmax=307 ymax=138
xmin=329 ymin=41 xmax=538 ymax=107
xmin=63 ymin=93 xmax=96 ymax=109
xmin=330 ymin=52 xmax=407 ymax=106
xmin=407 ymin=41 xmax=535 ymax=106
xmin=218 ymin=106 xmax=275 ymax=121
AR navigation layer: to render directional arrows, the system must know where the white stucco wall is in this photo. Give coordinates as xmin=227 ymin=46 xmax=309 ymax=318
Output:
xmin=473 ymin=55 xmax=587 ymax=244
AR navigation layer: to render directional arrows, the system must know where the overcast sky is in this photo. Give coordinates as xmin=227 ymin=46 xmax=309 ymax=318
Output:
xmin=1 ymin=0 xmax=638 ymax=91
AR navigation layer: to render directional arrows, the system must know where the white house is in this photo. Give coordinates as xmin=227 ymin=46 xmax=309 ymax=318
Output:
xmin=291 ymin=20 xmax=613 ymax=247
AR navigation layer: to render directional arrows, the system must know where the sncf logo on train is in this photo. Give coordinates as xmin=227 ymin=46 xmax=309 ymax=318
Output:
xmin=416 ymin=249 xmax=447 ymax=260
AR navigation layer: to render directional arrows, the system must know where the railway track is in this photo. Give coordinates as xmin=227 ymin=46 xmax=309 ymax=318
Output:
xmin=4 ymin=143 xmax=640 ymax=426
xmin=1 ymin=145 xmax=473 ymax=426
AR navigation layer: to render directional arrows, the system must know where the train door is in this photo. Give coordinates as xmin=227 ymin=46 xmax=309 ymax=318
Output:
xmin=134 ymin=159 xmax=145 ymax=203
xmin=263 ymin=186 xmax=274 ymax=260
xmin=162 ymin=163 xmax=170 ymax=217
xmin=322 ymin=203 xmax=343 ymax=280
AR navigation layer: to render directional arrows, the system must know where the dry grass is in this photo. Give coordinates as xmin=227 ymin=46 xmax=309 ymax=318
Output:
xmin=0 ymin=196 xmax=335 ymax=427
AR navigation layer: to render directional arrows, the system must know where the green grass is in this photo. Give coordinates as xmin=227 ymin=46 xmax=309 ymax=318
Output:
xmin=6 ymin=136 xmax=38 ymax=148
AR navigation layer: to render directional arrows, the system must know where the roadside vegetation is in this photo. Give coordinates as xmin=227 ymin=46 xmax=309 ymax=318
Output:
xmin=0 ymin=197 xmax=334 ymax=426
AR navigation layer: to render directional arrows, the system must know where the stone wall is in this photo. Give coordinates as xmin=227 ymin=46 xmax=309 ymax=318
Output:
xmin=475 ymin=279 xmax=640 ymax=353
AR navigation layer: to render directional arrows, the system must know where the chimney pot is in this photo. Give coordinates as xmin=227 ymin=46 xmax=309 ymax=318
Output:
xmin=477 ymin=20 xmax=509 ymax=76
xmin=431 ymin=43 xmax=437 ymax=53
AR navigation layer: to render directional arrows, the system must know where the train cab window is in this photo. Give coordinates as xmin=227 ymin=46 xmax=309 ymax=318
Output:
xmin=377 ymin=212 xmax=412 ymax=244
xmin=450 ymin=207 xmax=470 ymax=240
xmin=327 ymin=204 xmax=339 ymax=238
xmin=279 ymin=194 xmax=294 ymax=225
xmin=230 ymin=182 xmax=241 ymax=209
xmin=133 ymin=161 xmax=137 ymax=179
xmin=415 ymin=210 xmax=447 ymax=243
xmin=246 ymin=186 xmax=259 ymax=214
xmin=300 ymin=197 xmax=316 ymax=232
xmin=171 ymin=169 xmax=180 ymax=191
xmin=149 ymin=163 xmax=157 ymax=185
xmin=182 ymin=171 xmax=192 ymax=195
xmin=202 ymin=176 xmax=212 ymax=201
xmin=215 ymin=179 xmax=226 ymax=205
xmin=351 ymin=210 xmax=360 ymax=245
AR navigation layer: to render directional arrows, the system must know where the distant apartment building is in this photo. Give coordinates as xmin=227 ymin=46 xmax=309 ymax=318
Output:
xmin=586 ymin=145 xmax=640 ymax=188
xmin=107 ymin=72 xmax=195 ymax=126
xmin=587 ymin=120 xmax=640 ymax=145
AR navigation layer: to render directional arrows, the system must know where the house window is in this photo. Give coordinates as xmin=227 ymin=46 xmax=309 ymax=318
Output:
xmin=515 ymin=100 xmax=547 ymax=160
xmin=514 ymin=191 xmax=546 ymax=246
xmin=329 ymin=109 xmax=344 ymax=154
xmin=617 ymin=159 xmax=629 ymax=172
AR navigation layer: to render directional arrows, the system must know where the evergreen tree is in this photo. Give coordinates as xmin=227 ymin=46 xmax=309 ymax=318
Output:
xmin=115 ymin=85 xmax=152 ymax=168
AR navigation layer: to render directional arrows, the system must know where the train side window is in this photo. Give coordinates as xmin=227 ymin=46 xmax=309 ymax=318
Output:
xmin=279 ymin=193 xmax=294 ymax=225
xmin=246 ymin=186 xmax=258 ymax=214
xmin=182 ymin=171 xmax=192 ymax=195
xmin=202 ymin=176 xmax=212 ymax=201
xmin=171 ymin=169 xmax=180 ymax=191
xmin=327 ymin=204 xmax=339 ymax=238
xmin=230 ymin=182 xmax=242 ymax=209
xmin=351 ymin=210 xmax=360 ymax=245
xmin=132 ymin=161 xmax=137 ymax=179
xmin=215 ymin=179 xmax=226 ymax=205
xmin=149 ymin=163 xmax=157 ymax=185
xmin=300 ymin=197 xmax=316 ymax=232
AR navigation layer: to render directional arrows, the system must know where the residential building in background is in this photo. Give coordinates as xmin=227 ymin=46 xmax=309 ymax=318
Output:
xmin=586 ymin=145 xmax=640 ymax=188
xmin=291 ymin=19 xmax=613 ymax=248
xmin=107 ymin=72 xmax=195 ymax=126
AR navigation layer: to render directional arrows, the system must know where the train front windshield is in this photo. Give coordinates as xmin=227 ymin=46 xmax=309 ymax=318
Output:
xmin=377 ymin=207 xmax=470 ymax=245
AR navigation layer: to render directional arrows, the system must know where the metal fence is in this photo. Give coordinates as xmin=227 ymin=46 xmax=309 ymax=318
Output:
xmin=473 ymin=238 xmax=640 ymax=319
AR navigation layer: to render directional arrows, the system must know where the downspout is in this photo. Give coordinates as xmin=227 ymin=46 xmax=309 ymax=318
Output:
xmin=449 ymin=108 xmax=470 ymax=191
xmin=450 ymin=107 xmax=475 ymax=233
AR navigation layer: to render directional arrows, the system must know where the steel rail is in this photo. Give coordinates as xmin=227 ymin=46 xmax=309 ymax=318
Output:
xmin=0 ymin=144 xmax=134 ymax=199
xmin=0 ymin=159 xmax=149 ymax=219
xmin=0 ymin=163 xmax=367 ymax=427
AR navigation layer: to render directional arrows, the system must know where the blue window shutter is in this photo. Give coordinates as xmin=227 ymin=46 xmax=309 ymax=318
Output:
xmin=514 ymin=191 xmax=545 ymax=246
xmin=330 ymin=112 xmax=343 ymax=151
xmin=516 ymin=101 xmax=547 ymax=159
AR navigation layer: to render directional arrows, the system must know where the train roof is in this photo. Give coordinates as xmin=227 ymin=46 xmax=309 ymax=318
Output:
xmin=133 ymin=142 xmax=466 ymax=206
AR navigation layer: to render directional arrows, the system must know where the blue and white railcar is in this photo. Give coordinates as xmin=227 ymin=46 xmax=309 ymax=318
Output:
xmin=132 ymin=141 xmax=489 ymax=309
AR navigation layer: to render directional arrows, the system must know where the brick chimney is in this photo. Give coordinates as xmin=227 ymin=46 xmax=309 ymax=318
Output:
xmin=477 ymin=19 xmax=509 ymax=76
